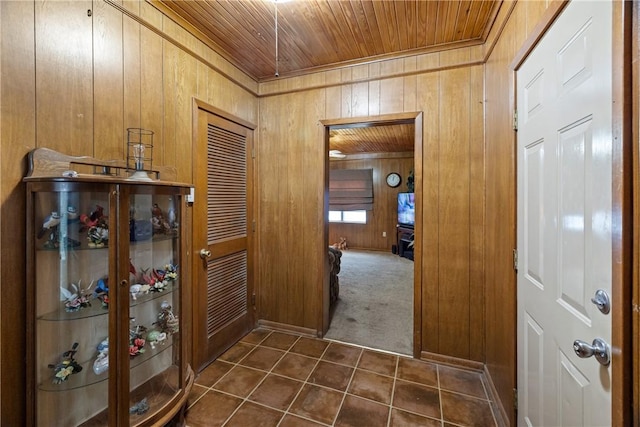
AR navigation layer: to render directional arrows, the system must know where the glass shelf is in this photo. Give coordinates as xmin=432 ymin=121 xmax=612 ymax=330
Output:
xmin=130 ymin=335 xmax=175 ymax=370
xmin=38 ymin=281 xmax=178 ymax=321
xmin=38 ymin=300 xmax=109 ymax=322
xmin=38 ymin=337 xmax=174 ymax=392
xmin=36 ymin=233 xmax=178 ymax=252
xmin=129 ymin=281 xmax=178 ymax=308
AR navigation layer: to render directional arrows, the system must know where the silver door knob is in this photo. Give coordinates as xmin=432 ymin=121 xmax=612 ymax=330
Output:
xmin=590 ymin=289 xmax=611 ymax=314
xmin=200 ymin=248 xmax=212 ymax=259
xmin=573 ymin=338 xmax=610 ymax=366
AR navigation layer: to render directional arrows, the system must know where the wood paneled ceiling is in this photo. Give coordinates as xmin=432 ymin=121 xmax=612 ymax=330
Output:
xmin=157 ymin=0 xmax=503 ymax=81
xmin=330 ymin=123 xmax=414 ymax=155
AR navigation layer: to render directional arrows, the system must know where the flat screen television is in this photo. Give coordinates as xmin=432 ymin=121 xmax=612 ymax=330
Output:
xmin=397 ymin=192 xmax=415 ymax=227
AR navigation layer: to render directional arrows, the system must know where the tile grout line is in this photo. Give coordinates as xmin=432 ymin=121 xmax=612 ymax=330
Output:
xmin=217 ymin=351 xmax=260 ymax=426
xmin=329 ymin=346 xmax=364 ymax=426
xmin=437 ymin=364 xmax=444 ymax=426
xmin=206 ymin=330 xmax=273 ymax=427
xmin=190 ymin=330 xmax=496 ymax=426
xmin=478 ymin=369 xmax=501 ymax=427
xmin=386 ymin=353 xmax=400 ymax=427
xmin=220 ymin=333 xmax=303 ymax=427
xmin=187 ymin=340 xmax=262 ymax=411
xmin=276 ymin=337 xmax=334 ymax=426
xmin=185 ymin=383 xmax=211 ymax=410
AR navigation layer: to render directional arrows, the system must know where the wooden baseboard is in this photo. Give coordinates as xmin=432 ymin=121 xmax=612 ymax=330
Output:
xmin=420 ymin=351 xmax=485 ymax=371
xmin=257 ymin=320 xmax=318 ymax=338
xmin=483 ymin=365 xmax=510 ymax=427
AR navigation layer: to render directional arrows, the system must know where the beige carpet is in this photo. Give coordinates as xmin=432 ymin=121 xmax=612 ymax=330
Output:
xmin=325 ymin=249 xmax=414 ymax=355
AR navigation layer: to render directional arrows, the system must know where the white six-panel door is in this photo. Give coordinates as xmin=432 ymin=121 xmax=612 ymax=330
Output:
xmin=517 ymin=1 xmax=613 ymax=425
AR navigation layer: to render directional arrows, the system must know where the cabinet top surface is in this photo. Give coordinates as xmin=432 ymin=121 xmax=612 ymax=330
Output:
xmin=23 ymin=148 xmax=192 ymax=189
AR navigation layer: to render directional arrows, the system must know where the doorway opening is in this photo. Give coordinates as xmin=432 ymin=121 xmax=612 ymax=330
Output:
xmin=320 ymin=113 xmax=423 ymax=358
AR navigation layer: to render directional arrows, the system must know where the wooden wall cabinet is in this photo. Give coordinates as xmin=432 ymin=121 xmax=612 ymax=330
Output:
xmin=24 ymin=149 xmax=193 ymax=426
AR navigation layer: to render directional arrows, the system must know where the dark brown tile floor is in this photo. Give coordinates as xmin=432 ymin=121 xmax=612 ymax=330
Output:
xmin=185 ymin=329 xmax=499 ymax=427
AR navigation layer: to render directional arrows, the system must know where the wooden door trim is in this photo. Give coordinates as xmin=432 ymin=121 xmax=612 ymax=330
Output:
xmin=319 ymin=112 xmax=423 ymax=358
xmin=193 ymin=99 xmax=257 ymax=131
xmin=510 ymin=0 xmax=569 ymax=71
xmin=511 ymin=3 xmax=633 ymax=425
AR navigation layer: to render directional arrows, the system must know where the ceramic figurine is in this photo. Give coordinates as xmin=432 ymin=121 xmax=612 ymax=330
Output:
xmin=139 ymin=267 xmax=155 ymax=285
xmin=167 ymin=206 xmax=176 ymax=229
xmin=129 ymin=284 xmax=142 ymax=300
xmin=129 ymin=320 xmax=147 ymax=357
xmin=150 ymin=279 xmax=168 ymax=293
xmin=37 ymin=211 xmax=61 ymax=239
xmin=79 ymin=205 xmax=104 ymax=231
xmin=93 ymin=277 xmax=109 ymax=308
xmin=155 ymin=301 xmax=179 ymax=335
xmin=151 ymin=203 xmax=171 ymax=234
xmin=93 ymin=338 xmax=109 ymax=375
xmin=163 ymin=264 xmax=178 ymax=281
xmin=61 ymin=280 xmax=93 ymax=312
xmin=146 ymin=330 xmax=167 ymax=349
xmin=129 ymin=398 xmax=149 ymax=415
xmin=48 ymin=342 xmax=82 ymax=384
xmin=87 ymin=224 xmax=109 ymax=248
xmin=66 ymin=206 xmax=79 ymax=221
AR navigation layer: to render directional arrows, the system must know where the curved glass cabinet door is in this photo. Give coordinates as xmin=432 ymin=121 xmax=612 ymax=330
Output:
xmin=127 ymin=190 xmax=183 ymax=425
xmin=31 ymin=184 xmax=112 ymax=426
xmin=25 ymin=148 xmax=193 ymax=426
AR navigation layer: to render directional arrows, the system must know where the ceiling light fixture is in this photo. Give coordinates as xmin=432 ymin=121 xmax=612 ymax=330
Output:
xmin=329 ymin=150 xmax=346 ymax=158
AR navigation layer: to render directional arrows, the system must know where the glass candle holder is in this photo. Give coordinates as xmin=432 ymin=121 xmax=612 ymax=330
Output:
xmin=127 ymin=128 xmax=154 ymax=181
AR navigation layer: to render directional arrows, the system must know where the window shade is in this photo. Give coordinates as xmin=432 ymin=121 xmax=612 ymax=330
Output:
xmin=329 ymin=168 xmax=374 ymax=211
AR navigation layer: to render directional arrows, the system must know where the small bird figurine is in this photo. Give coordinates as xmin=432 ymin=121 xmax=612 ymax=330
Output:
xmin=167 ymin=206 xmax=176 ymax=228
xmin=90 ymin=205 xmax=104 ymax=222
xmin=37 ymin=211 xmax=61 ymax=239
xmin=66 ymin=206 xmax=79 ymax=221
xmin=80 ymin=205 xmax=104 ymax=231
xmin=151 ymin=203 xmax=163 ymax=218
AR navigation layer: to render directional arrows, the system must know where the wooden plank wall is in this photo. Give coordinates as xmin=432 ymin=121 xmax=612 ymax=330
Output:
xmin=255 ymin=2 xmax=554 ymax=423
xmin=0 ymin=1 xmax=258 ymax=424
xmin=328 ymin=155 xmax=414 ymax=251
xmin=257 ymin=57 xmax=486 ymax=362
xmin=483 ymin=1 xmax=552 ymax=425
xmin=0 ymin=0 xmax=558 ymax=424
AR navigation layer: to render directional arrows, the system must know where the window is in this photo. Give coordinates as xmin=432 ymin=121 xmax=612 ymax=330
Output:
xmin=329 ymin=210 xmax=367 ymax=224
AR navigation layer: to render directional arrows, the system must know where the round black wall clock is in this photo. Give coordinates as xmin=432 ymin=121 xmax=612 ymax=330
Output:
xmin=386 ymin=172 xmax=401 ymax=188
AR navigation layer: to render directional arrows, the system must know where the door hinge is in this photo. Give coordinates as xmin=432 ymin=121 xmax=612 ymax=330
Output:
xmin=513 ymin=249 xmax=518 ymax=271
xmin=251 ymin=293 xmax=256 ymax=306
xmin=251 ymin=146 xmax=256 ymax=159
xmin=514 ymin=388 xmax=518 ymax=411
xmin=252 ymin=220 xmax=256 ymax=232
xmin=513 ymin=109 xmax=518 ymax=131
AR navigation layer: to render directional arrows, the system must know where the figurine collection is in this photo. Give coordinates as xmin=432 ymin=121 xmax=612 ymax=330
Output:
xmin=40 ymin=200 xmax=181 ymax=386
xmin=54 ymin=296 xmax=180 ymax=385
xmin=37 ymin=200 xmax=178 ymax=250
xmin=129 ymin=262 xmax=178 ymax=300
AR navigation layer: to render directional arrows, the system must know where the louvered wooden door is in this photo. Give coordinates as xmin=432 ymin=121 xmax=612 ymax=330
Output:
xmin=194 ymin=108 xmax=254 ymax=371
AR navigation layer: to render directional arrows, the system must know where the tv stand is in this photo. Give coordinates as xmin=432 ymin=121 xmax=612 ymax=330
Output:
xmin=396 ymin=225 xmax=414 ymax=260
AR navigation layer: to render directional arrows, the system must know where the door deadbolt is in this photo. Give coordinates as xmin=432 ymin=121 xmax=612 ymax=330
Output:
xmin=573 ymin=338 xmax=610 ymax=367
xmin=590 ymin=289 xmax=611 ymax=314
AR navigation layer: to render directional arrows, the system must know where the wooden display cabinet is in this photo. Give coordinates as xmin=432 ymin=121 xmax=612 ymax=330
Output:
xmin=24 ymin=149 xmax=193 ymax=426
